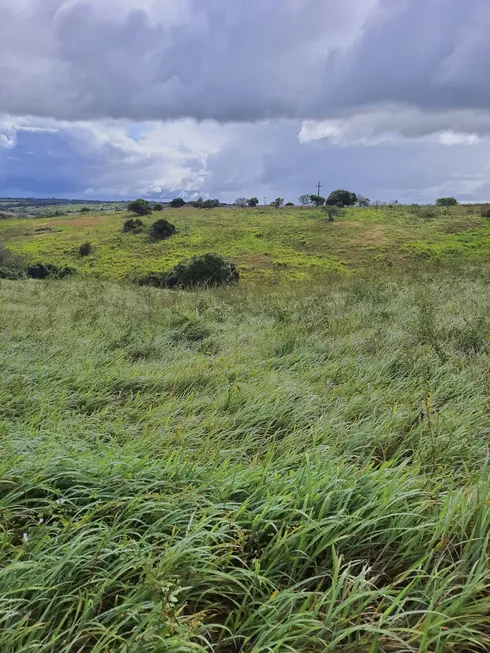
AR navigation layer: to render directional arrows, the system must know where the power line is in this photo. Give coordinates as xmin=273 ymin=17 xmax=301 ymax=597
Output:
xmin=263 ymin=197 xmax=268 ymax=206
xmin=316 ymin=181 xmax=322 ymax=197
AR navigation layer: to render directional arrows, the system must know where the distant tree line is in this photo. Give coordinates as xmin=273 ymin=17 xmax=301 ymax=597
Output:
xmin=125 ymin=193 xmax=463 ymax=216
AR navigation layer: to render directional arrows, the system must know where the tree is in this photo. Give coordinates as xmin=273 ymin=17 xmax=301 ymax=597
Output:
xmin=285 ymin=202 xmax=295 ymax=206
xmin=235 ymin=197 xmax=248 ymax=208
xmin=436 ymin=197 xmax=458 ymax=207
xmin=193 ymin=197 xmax=220 ymax=209
xmin=153 ymin=203 xmax=164 ymax=211
xmin=309 ymin=194 xmax=325 ymax=207
xmin=323 ymin=205 xmax=344 ymax=222
xmin=128 ymin=198 xmax=152 ymax=216
xmin=357 ymin=195 xmax=370 ymax=208
xmin=271 ymin=198 xmax=284 ymax=208
xmin=248 ymin=197 xmax=259 ymax=207
xmin=326 ymin=190 xmax=357 ymax=207
xmin=203 ymin=199 xmax=220 ymax=208
xmin=299 ymin=194 xmax=311 ymax=207
xmin=170 ymin=198 xmax=186 ymax=208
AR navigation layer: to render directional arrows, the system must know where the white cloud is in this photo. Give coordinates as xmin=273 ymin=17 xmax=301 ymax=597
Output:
xmin=299 ymin=108 xmax=490 ymax=146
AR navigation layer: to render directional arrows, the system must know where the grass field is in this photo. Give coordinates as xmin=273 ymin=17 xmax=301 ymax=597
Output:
xmin=1 ymin=205 xmax=490 ymax=651
xmin=1 ymin=204 xmax=490 ymax=281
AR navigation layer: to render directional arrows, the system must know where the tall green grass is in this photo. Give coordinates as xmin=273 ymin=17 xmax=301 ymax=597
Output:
xmin=1 ymin=267 xmax=490 ymax=651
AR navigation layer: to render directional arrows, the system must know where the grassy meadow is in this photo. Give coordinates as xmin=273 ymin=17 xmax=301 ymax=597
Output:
xmin=1 ymin=204 xmax=490 ymax=651
xmin=1 ymin=203 xmax=490 ymax=281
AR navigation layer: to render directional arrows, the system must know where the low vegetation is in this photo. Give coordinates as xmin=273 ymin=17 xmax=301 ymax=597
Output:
xmin=1 ymin=203 xmax=490 ymax=283
xmin=1 ymin=265 xmax=490 ymax=651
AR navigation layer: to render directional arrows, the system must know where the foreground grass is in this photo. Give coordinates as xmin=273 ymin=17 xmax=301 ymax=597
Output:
xmin=1 ymin=204 xmax=490 ymax=282
xmin=1 ymin=267 xmax=490 ymax=651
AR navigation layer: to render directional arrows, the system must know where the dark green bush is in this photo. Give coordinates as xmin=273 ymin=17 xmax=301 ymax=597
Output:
xmin=326 ymin=190 xmax=357 ymax=207
xmin=128 ymin=199 xmax=152 ymax=216
xmin=436 ymin=197 xmax=458 ymax=206
xmin=165 ymin=253 xmax=239 ymax=289
xmin=481 ymin=206 xmax=490 ymax=218
xmin=134 ymin=254 xmax=239 ymax=290
xmin=80 ymin=207 xmax=91 ymax=213
xmin=122 ymin=218 xmax=144 ymax=233
xmin=153 ymin=203 xmax=164 ymax=211
xmin=27 ymin=263 xmax=77 ymax=280
xmin=79 ymin=242 xmax=93 ymax=256
xmin=149 ymin=219 xmax=176 ymax=241
xmin=170 ymin=198 xmax=186 ymax=208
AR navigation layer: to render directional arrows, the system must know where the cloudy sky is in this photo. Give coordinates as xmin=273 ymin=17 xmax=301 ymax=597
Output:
xmin=1 ymin=0 xmax=490 ymax=203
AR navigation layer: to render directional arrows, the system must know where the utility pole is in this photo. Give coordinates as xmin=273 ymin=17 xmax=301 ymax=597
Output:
xmin=263 ymin=197 xmax=268 ymax=206
xmin=316 ymin=181 xmax=322 ymax=198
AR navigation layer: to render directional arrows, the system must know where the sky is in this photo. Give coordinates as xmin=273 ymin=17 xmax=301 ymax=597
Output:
xmin=1 ymin=0 xmax=490 ymax=203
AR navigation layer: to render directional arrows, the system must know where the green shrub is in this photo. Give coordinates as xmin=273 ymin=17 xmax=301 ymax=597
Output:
xmin=170 ymin=198 xmax=186 ymax=208
xmin=481 ymin=206 xmax=490 ymax=218
xmin=149 ymin=219 xmax=176 ymax=241
xmin=128 ymin=199 xmax=152 ymax=216
xmin=122 ymin=218 xmax=144 ymax=233
xmin=165 ymin=253 xmax=239 ymax=289
xmin=80 ymin=207 xmax=91 ymax=213
xmin=27 ymin=263 xmax=77 ymax=280
xmin=436 ymin=197 xmax=458 ymax=206
xmin=152 ymin=203 xmax=164 ymax=211
xmin=79 ymin=242 xmax=93 ymax=256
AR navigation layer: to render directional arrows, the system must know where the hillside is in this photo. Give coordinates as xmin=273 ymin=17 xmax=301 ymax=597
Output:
xmin=2 ymin=204 xmax=490 ymax=650
xmin=1 ymin=204 xmax=490 ymax=281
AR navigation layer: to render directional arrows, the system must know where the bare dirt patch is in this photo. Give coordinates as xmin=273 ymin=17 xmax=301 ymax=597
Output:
xmin=47 ymin=215 xmax=103 ymax=228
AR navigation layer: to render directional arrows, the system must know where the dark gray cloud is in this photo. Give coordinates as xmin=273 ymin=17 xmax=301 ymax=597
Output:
xmin=1 ymin=0 xmax=490 ymax=202
xmin=1 ymin=0 xmax=489 ymax=124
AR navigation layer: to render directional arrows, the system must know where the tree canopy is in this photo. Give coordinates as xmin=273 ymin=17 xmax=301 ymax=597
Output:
xmin=436 ymin=197 xmax=458 ymax=207
xmin=326 ymin=190 xmax=357 ymax=207
xmin=128 ymin=199 xmax=152 ymax=216
xmin=170 ymin=198 xmax=186 ymax=208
